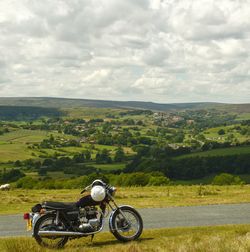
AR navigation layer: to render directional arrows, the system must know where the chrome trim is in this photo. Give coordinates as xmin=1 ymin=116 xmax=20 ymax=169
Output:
xmin=55 ymin=211 xmax=59 ymax=225
xmin=38 ymin=218 xmax=105 ymax=237
xmin=32 ymin=213 xmax=40 ymax=227
xmin=39 ymin=231 xmax=86 ymax=237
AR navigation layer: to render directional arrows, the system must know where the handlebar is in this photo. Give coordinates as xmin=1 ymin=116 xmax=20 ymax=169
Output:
xmin=80 ymin=185 xmax=91 ymax=194
xmin=80 ymin=189 xmax=86 ymax=194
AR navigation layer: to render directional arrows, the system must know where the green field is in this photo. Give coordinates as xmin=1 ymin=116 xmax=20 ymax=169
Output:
xmin=0 ymin=130 xmax=67 ymax=162
xmin=236 ymin=112 xmax=250 ymax=121
xmin=53 ymin=144 xmax=133 ymax=156
xmin=63 ymin=107 xmax=124 ymax=119
xmin=0 ymin=143 xmax=36 ymax=162
xmin=202 ymin=125 xmax=249 ymax=143
xmin=1 ymin=185 xmax=250 ymax=215
xmin=176 ymin=146 xmax=250 ymax=159
xmin=0 ymin=129 xmax=50 ymax=143
xmin=90 ymin=163 xmax=126 ymax=171
xmin=1 ymin=224 xmax=250 ymax=252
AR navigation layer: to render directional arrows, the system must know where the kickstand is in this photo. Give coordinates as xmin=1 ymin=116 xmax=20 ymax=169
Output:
xmin=90 ymin=234 xmax=94 ymax=242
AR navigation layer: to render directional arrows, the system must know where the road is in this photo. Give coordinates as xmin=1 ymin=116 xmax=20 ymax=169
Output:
xmin=1 ymin=203 xmax=250 ymax=237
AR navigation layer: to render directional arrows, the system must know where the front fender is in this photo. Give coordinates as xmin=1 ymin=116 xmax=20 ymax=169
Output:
xmin=108 ymin=205 xmax=134 ymax=233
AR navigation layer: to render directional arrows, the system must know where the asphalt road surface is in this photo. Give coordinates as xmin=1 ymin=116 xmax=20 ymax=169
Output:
xmin=1 ymin=203 xmax=250 ymax=237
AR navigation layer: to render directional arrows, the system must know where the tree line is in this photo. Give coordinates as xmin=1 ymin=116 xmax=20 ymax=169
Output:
xmin=124 ymin=145 xmax=250 ymax=180
xmin=13 ymin=172 xmax=170 ymax=189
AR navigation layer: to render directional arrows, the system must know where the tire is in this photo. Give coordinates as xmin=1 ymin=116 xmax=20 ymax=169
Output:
xmin=33 ymin=213 xmax=68 ymax=248
xmin=110 ymin=206 xmax=143 ymax=242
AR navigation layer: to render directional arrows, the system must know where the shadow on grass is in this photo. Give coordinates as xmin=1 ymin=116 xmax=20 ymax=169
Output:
xmin=68 ymin=237 xmax=154 ymax=249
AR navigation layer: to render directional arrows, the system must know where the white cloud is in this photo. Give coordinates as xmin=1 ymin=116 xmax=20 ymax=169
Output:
xmin=0 ymin=0 xmax=249 ymax=103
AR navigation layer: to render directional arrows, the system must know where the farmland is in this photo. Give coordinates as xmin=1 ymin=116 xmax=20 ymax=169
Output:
xmin=0 ymin=98 xmax=249 ymax=186
xmin=0 ymin=130 xmax=73 ymax=162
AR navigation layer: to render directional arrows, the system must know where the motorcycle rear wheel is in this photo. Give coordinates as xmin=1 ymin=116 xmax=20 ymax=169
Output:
xmin=110 ymin=206 xmax=143 ymax=242
xmin=33 ymin=213 xmax=68 ymax=248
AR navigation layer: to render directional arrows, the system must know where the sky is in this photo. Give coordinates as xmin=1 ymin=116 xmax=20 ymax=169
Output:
xmin=0 ymin=0 xmax=249 ymax=104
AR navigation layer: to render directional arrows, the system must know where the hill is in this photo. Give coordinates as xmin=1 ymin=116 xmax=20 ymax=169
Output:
xmin=0 ymin=106 xmax=63 ymax=120
xmin=1 ymin=97 xmax=248 ymax=112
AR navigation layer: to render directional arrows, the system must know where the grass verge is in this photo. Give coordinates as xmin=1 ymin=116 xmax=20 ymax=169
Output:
xmin=1 ymin=185 xmax=250 ymax=215
xmin=1 ymin=225 xmax=250 ymax=251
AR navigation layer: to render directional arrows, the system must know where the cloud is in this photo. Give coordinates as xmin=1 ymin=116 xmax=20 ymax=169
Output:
xmin=0 ymin=0 xmax=249 ymax=103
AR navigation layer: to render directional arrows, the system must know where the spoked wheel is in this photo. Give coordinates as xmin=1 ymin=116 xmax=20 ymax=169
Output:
xmin=110 ymin=206 xmax=143 ymax=242
xmin=33 ymin=213 xmax=68 ymax=248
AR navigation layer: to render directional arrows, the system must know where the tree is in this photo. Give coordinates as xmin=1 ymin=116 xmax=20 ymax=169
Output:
xmin=15 ymin=160 xmax=22 ymax=167
xmin=55 ymin=157 xmax=72 ymax=168
xmin=114 ymin=147 xmax=125 ymax=162
xmin=84 ymin=150 xmax=91 ymax=161
xmin=173 ymin=132 xmax=185 ymax=143
xmin=95 ymin=149 xmax=112 ymax=164
xmin=73 ymin=153 xmax=85 ymax=163
xmin=34 ymin=161 xmax=41 ymax=169
xmin=43 ymin=158 xmax=54 ymax=167
xmin=136 ymin=120 xmax=143 ymax=126
xmin=218 ymin=129 xmax=225 ymax=135
xmin=38 ymin=168 xmax=47 ymax=176
xmin=0 ymin=169 xmax=25 ymax=183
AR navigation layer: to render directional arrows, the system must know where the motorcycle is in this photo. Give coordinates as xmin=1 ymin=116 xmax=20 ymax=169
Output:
xmin=23 ymin=179 xmax=143 ymax=248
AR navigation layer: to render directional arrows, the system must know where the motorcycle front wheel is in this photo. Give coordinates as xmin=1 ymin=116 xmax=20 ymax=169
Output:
xmin=33 ymin=213 xmax=68 ymax=248
xmin=110 ymin=206 xmax=143 ymax=242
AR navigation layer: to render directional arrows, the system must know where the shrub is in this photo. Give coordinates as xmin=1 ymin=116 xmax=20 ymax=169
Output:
xmin=147 ymin=176 xmax=170 ymax=186
xmin=127 ymin=173 xmax=150 ymax=186
xmin=212 ymin=173 xmax=245 ymax=185
xmin=0 ymin=169 xmax=25 ymax=183
xmin=15 ymin=176 xmax=38 ymax=189
xmin=14 ymin=172 xmax=171 ymax=189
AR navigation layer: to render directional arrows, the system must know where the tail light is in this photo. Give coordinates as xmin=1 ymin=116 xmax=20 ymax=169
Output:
xmin=23 ymin=213 xmax=30 ymax=220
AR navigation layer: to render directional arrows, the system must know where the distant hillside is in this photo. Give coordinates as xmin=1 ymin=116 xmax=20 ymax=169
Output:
xmin=0 ymin=97 xmax=249 ymax=112
xmin=0 ymin=106 xmax=63 ymax=120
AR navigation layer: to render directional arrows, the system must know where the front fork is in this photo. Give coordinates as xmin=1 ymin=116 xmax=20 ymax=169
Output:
xmin=108 ymin=197 xmax=130 ymax=232
xmin=108 ymin=195 xmax=128 ymax=220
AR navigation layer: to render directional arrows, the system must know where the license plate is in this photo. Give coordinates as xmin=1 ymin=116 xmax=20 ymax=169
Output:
xmin=27 ymin=219 xmax=32 ymax=231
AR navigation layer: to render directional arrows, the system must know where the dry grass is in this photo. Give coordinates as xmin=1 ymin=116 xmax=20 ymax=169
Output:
xmin=1 ymin=185 xmax=250 ymax=215
xmin=1 ymin=225 xmax=250 ymax=252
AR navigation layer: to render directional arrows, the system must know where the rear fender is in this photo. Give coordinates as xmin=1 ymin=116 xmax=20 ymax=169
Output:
xmin=31 ymin=210 xmax=56 ymax=235
xmin=31 ymin=213 xmax=41 ymax=235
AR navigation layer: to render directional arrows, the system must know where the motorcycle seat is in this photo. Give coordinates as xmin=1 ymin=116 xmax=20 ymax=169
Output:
xmin=42 ymin=201 xmax=77 ymax=210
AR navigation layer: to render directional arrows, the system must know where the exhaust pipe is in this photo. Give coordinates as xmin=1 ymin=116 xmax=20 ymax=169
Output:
xmin=38 ymin=231 xmax=85 ymax=237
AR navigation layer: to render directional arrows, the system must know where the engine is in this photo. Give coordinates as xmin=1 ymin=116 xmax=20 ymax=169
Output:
xmin=78 ymin=206 xmax=100 ymax=232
